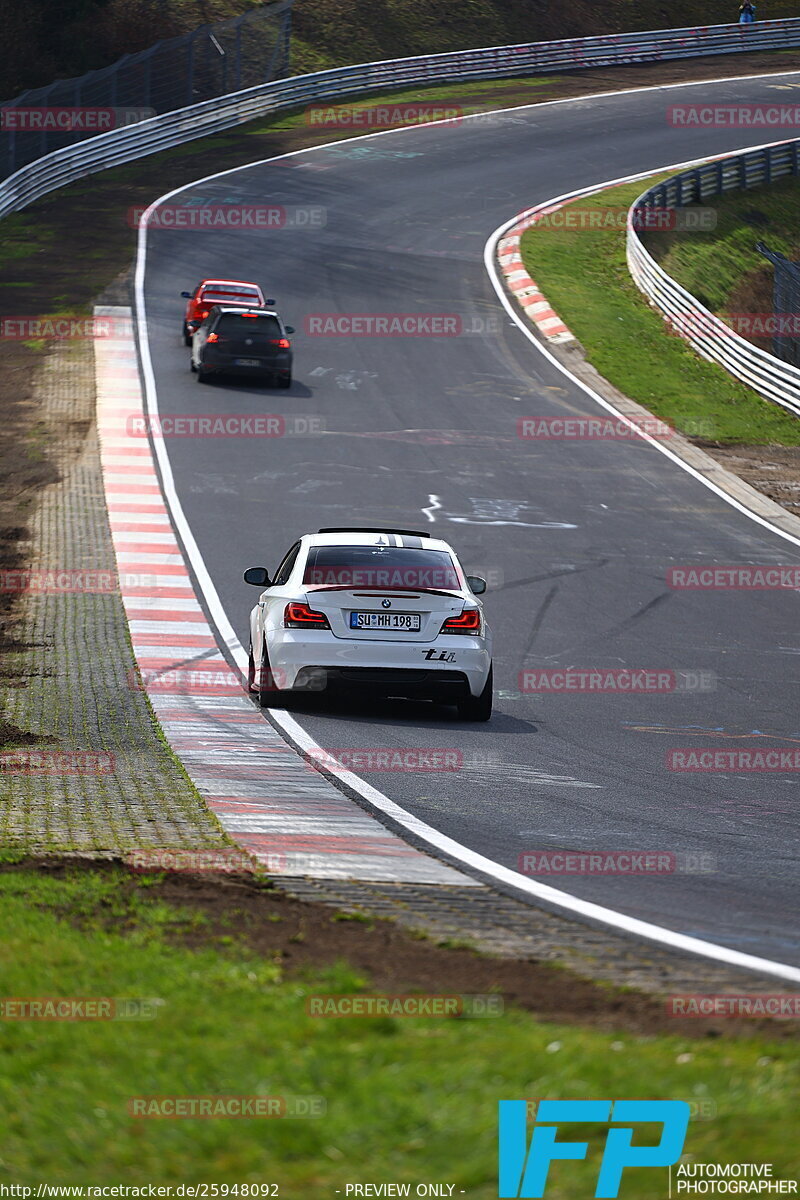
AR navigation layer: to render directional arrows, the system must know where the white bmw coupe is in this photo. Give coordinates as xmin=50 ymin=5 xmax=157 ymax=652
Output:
xmin=244 ymin=527 xmax=493 ymax=720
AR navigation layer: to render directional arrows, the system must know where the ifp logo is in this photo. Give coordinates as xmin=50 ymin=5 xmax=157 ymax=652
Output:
xmin=498 ymin=1099 xmax=690 ymax=1197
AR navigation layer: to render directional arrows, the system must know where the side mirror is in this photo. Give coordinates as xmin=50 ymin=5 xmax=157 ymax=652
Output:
xmin=466 ymin=575 xmax=486 ymax=595
xmin=284 ymin=325 xmax=295 ymax=335
xmin=243 ymin=566 xmax=271 ymax=587
xmin=181 ymin=291 xmax=191 ymax=299
xmin=265 ymin=298 xmax=276 ymax=306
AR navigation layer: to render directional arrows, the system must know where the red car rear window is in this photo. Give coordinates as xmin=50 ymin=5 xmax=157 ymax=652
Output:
xmin=201 ymin=287 xmax=260 ymax=303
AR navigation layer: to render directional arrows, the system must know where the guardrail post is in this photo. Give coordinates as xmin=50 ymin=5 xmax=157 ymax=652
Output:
xmin=187 ymin=33 xmax=195 ymax=104
xmin=143 ymin=49 xmax=152 ymax=112
xmin=278 ymin=4 xmax=292 ymax=79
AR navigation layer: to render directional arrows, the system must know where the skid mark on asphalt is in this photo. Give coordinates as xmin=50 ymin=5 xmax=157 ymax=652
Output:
xmin=498 ymin=560 xmax=609 ymax=591
xmin=521 ymin=583 xmax=559 ymax=661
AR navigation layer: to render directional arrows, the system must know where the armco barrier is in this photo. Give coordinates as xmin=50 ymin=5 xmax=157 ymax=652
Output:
xmin=2 ymin=20 xmax=800 ymax=219
xmin=627 ymin=140 xmax=800 ymax=417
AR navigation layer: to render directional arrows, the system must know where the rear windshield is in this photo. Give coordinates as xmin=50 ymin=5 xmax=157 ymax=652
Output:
xmin=216 ymin=314 xmax=281 ymax=337
xmin=303 ymin=546 xmax=460 ymax=590
xmin=201 ymin=287 xmax=260 ymax=302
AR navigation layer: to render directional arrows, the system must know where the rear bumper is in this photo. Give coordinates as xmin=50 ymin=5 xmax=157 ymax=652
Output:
xmin=269 ymin=630 xmax=491 ymax=698
xmin=295 ymin=666 xmax=471 ymax=700
xmin=199 ymin=354 xmax=291 ymax=378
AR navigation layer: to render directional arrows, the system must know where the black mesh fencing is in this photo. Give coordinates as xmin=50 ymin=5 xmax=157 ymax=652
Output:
xmin=0 ymin=1 xmax=293 ymax=179
xmin=756 ymin=240 xmax=800 ymax=368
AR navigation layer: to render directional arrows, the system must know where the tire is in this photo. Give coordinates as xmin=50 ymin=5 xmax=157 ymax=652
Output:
xmin=251 ymin=639 xmax=282 ymax=708
xmin=183 ymin=324 xmax=192 ymax=346
xmin=457 ymin=665 xmax=492 ymax=722
xmin=196 ymin=366 xmax=209 ymax=384
xmin=189 ymin=359 xmax=197 ymax=373
xmin=277 ymin=373 xmax=291 ymax=389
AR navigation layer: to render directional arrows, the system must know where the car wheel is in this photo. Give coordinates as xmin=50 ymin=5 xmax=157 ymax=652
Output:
xmin=196 ymin=366 xmax=209 ymax=383
xmin=277 ymin=373 xmax=291 ymax=389
xmin=182 ymin=324 xmax=192 ymax=346
xmin=457 ymin=665 xmax=492 ymax=722
xmin=189 ymin=359 xmax=197 ymax=373
xmin=253 ymin=640 xmax=281 ymax=708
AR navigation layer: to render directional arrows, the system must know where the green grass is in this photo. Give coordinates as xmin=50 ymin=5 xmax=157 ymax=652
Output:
xmin=520 ymin=179 xmax=800 ymax=445
xmin=0 ymin=866 xmax=798 ymax=1195
xmin=648 ymin=174 xmax=800 ymax=313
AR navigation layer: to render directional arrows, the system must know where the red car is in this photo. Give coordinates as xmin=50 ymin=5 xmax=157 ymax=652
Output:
xmin=180 ymin=279 xmax=271 ymax=344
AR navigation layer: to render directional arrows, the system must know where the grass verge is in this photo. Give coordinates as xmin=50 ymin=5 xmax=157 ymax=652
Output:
xmin=0 ymin=863 xmax=798 ymax=1193
xmin=519 ymin=179 xmax=800 ymax=445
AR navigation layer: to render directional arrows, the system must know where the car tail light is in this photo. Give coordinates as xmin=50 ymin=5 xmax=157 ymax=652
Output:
xmin=199 ymin=309 xmax=209 ymax=319
xmin=440 ymin=608 xmax=481 ymax=635
xmin=273 ymin=337 xmax=291 ymax=348
xmin=284 ymin=602 xmax=330 ymax=629
xmin=206 ymin=332 xmax=219 ymax=343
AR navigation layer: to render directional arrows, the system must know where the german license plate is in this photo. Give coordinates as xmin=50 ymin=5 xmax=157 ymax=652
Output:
xmin=235 ymin=357 xmax=261 ymax=367
xmin=350 ymin=612 xmax=421 ymax=631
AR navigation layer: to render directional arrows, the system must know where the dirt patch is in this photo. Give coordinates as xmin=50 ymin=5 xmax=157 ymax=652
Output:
xmin=5 ymin=856 xmax=797 ymax=1039
xmin=701 ymin=442 xmax=800 ymax=513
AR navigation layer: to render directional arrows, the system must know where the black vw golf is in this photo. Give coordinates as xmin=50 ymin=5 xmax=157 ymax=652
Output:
xmin=191 ymin=305 xmax=294 ymax=387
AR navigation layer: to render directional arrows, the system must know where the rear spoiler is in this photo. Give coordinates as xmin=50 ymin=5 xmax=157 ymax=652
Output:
xmin=303 ymin=585 xmax=461 ymax=598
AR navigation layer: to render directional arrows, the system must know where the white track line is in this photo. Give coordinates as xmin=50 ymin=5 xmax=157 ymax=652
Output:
xmin=134 ymin=71 xmax=800 ymax=982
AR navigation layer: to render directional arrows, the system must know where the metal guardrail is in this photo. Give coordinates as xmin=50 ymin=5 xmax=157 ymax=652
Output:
xmin=627 ymin=140 xmax=800 ymax=417
xmin=2 ymin=19 xmax=800 ymax=219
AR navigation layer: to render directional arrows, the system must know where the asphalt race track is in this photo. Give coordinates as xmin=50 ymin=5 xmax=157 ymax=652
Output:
xmin=138 ymin=73 xmax=800 ymax=967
